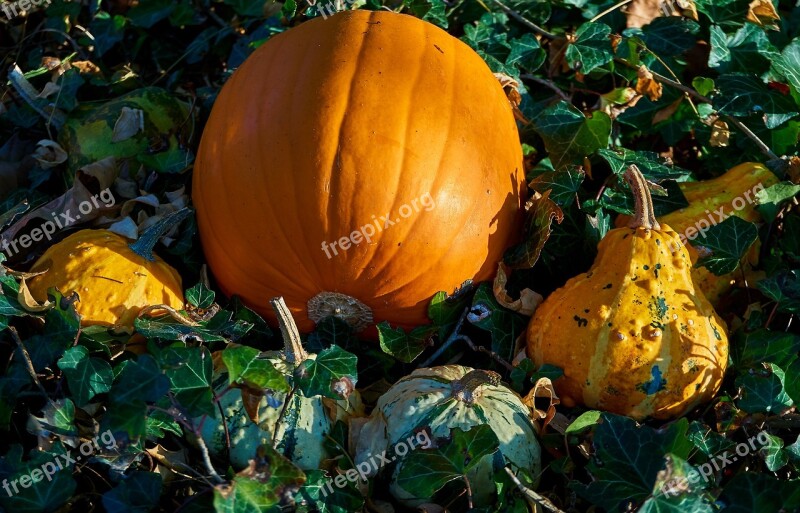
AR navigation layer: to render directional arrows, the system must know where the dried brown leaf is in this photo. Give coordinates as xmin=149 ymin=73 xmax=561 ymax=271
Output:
xmin=652 ymin=97 xmax=683 ymax=125
xmin=111 ymin=107 xmax=144 ymax=143
xmin=636 ymin=66 xmax=663 ymax=101
xmin=32 ymin=140 xmax=67 ymax=168
xmin=522 ymin=377 xmax=560 ymax=430
xmin=17 ymin=276 xmax=52 ymax=312
xmin=746 ymin=0 xmax=780 ymax=29
xmin=710 ymin=119 xmax=730 ymax=147
xmin=492 ymin=263 xmax=543 ymax=316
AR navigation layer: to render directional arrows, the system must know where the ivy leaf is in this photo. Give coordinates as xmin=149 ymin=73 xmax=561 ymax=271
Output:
xmin=709 ymin=24 xmax=778 ymax=74
xmin=214 ymin=444 xmax=305 ymax=512
xmin=564 ymin=410 xmax=603 ymax=436
xmin=395 ymin=425 xmax=500 ymax=498
xmin=57 ymin=346 xmax=114 ymax=407
xmin=597 ymin=148 xmax=692 ymax=181
xmin=695 ymin=216 xmax=758 ymax=275
xmin=755 ymin=181 xmax=800 ymax=221
xmin=731 ymin=329 xmax=800 ymax=369
xmin=532 ymin=101 xmax=610 ymax=170
xmin=565 ymin=22 xmax=613 ymax=73
xmin=771 ymin=38 xmax=800 ymax=93
xmin=504 ymin=189 xmax=564 ymax=269
xmin=306 ymin=317 xmax=356 ymax=352
xmin=506 ymin=33 xmax=545 ymax=73
xmin=712 ymin=74 xmax=799 ymax=128
xmin=377 ymin=322 xmax=433 ymax=363
xmin=295 ymin=345 xmax=358 ymax=400
xmin=573 ymin=414 xmax=692 ymax=511
xmin=159 ymin=346 xmax=214 ymax=417
xmin=186 ymin=282 xmax=215 ymax=309
xmin=686 ymin=421 xmax=737 ymax=457
xmin=428 ymin=288 xmax=472 ymax=339
xmin=717 ymin=472 xmax=800 ymax=512
xmin=110 ymin=355 xmax=169 ymax=405
xmin=468 ymin=283 xmax=527 ymax=366
xmin=221 ymin=345 xmax=289 ymax=392
xmin=102 ymin=471 xmax=163 ymax=513
xmin=734 ymin=363 xmax=793 ymax=413
xmin=528 ymin=167 xmax=585 ymax=207
xmin=296 ymin=470 xmax=365 ymax=513
xmin=694 ymin=0 xmax=752 ymax=27
xmin=636 ymin=17 xmax=700 ymax=57
xmin=757 ymin=270 xmax=800 ymax=315
xmin=759 ymin=433 xmax=788 ymax=472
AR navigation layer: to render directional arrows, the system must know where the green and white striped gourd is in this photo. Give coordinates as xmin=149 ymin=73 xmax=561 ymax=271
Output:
xmin=355 ymin=365 xmax=541 ymax=506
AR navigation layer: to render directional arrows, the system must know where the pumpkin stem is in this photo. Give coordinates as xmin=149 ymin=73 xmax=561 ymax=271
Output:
xmin=624 ymin=165 xmax=661 ymax=231
xmin=450 ymin=369 xmax=501 ymax=406
xmin=128 ymin=208 xmax=192 ymax=261
xmin=270 ymin=297 xmax=308 ymax=364
xmin=307 ymin=292 xmax=374 ymax=332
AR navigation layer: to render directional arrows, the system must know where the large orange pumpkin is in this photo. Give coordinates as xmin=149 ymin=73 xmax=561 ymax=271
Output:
xmin=193 ymin=10 xmax=525 ymax=333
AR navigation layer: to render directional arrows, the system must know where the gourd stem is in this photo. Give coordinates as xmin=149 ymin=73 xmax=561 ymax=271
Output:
xmin=270 ymin=297 xmax=308 ymax=364
xmin=450 ymin=369 xmax=501 ymax=406
xmin=624 ymin=165 xmax=661 ymax=230
xmin=128 ymin=208 xmax=192 ymax=261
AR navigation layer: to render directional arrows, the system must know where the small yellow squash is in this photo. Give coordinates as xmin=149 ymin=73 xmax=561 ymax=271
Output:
xmin=528 ymin=166 xmax=728 ymax=420
xmin=28 ymin=210 xmax=187 ymax=330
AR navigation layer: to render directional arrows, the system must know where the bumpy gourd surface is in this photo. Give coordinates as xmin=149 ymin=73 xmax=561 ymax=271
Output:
xmin=28 ymin=230 xmax=184 ymax=328
xmin=193 ymin=10 xmax=525 ymax=332
xmin=616 ymin=163 xmax=779 ymax=303
xmin=356 ymin=365 xmax=541 ymax=506
xmin=527 ymin=224 xmax=728 ymax=420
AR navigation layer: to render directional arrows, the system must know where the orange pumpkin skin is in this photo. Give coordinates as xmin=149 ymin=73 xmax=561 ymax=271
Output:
xmin=28 ymin=230 xmax=184 ymax=329
xmin=193 ymin=10 xmax=525 ymax=333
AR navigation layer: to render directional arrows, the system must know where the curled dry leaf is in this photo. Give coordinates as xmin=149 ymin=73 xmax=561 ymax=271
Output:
xmin=652 ymin=97 xmax=683 ymax=125
xmin=107 ymin=216 xmax=139 ymax=239
xmin=240 ymin=387 xmax=265 ymax=424
xmin=111 ymin=107 xmax=145 ymax=143
xmin=32 ymin=140 xmax=68 ymax=168
xmin=635 ymin=66 xmax=663 ymax=102
xmin=492 ymin=262 xmax=543 ymax=316
xmin=746 ymin=0 xmax=780 ymax=30
xmin=626 ymin=0 xmax=697 ymax=28
xmin=0 ymin=157 xmax=119 ymax=257
xmin=600 ymin=87 xmax=641 ymax=118
xmin=146 ymin=444 xmax=189 ymax=485
xmin=71 ymin=60 xmax=102 ymax=75
xmin=17 ymin=276 xmax=52 ymax=313
xmin=522 ymin=377 xmax=561 ymax=430
xmin=710 ymin=119 xmax=730 ymax=147
xmin=331 ymin=375 xmax=356 ymax=399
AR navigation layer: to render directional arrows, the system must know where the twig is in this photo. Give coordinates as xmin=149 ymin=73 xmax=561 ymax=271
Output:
xmin=460 ymin=335 xmax=515 ymax=372
xmin=9 ymin=326 xmax=56 ymax=408
xmin=504 ymin=467 xmax=566 ymax=513
xmin=615 ymin=59 xmax=779 ymax=160
xmin=590 ymin=0 xmax=634 ymax=22
xmin=520 ymin=74 xmax=570 ymax=101
xmin=463 ymin=474 xmax=474 ymax=510
xmin=194 ymin=430 xmax=225 ymax=484
xmin=488 ymin=0 xmax=561 ymax=40
xmin=419 ymin=309 xmax=469 ymax=367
